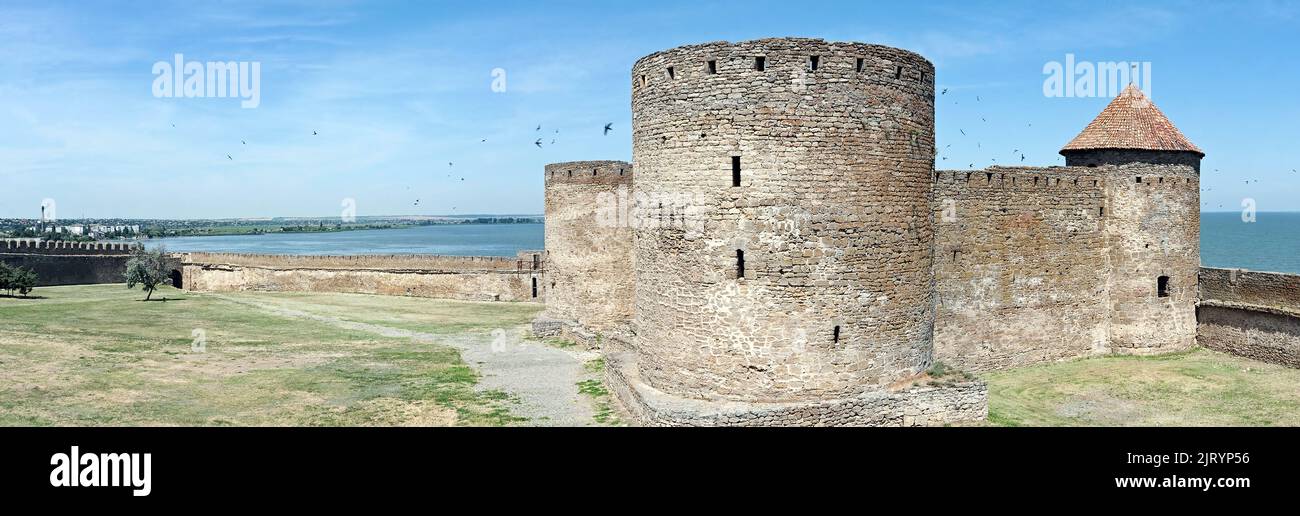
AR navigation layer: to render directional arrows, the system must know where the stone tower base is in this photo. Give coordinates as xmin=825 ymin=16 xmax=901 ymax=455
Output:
xmin=605 ymin=351 xmax=988 ymax=427
xmin=531 ymin=316 xmax=627 ymax=350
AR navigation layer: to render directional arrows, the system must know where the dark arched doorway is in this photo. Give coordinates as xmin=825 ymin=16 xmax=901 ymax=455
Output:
xmin=171 ymin=269 xmax=183 ymax=289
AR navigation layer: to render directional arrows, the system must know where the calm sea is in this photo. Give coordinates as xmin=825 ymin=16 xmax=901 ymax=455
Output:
xmin=1201 ymin=212 xmax=1300 ymax=274
xmin=145 ymin=214 xmax=1300 ymax=274
xmin=146 ymin=223 xmax=543 ymax=257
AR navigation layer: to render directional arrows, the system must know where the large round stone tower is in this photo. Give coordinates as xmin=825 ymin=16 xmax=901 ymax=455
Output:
xmin=541 ymin=161 xmax=635 ymax=339
xmin=630 ymin=38 xmax=937 ymax=403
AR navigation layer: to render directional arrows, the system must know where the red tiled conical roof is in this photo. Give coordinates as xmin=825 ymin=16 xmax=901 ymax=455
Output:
xmin=1060 ymin=84 xmax=1203 ymax=157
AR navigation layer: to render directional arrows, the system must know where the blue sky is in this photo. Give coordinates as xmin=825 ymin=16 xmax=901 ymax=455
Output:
xmin=1 ymin=0 xmax=1297 ymax=218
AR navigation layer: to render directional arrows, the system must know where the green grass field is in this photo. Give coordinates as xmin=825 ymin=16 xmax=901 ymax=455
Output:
xmin=985 ymin=349 xmax=1300 ymax=426
xmin=0 ymin=284 xmax=540 ymax=426
xmin=3 ymin=284 xmax=1298 ymax=427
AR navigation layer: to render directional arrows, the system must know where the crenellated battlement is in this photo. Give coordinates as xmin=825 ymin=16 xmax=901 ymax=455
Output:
xmin=934 ymin=166 xmax=1104 ymax=190
xmin=631 ymin=38 xmax=934 ymax=101
xmin=0 ymin=239 xmax=140 ymax=255
xmin=544 ymin=160 xmax=633 ymax=186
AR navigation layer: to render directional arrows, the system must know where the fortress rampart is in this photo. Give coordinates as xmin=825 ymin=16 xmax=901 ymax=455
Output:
xmin=0 ymin=239 xmax=138 ymax=286
xmin=1198 ymin=267 xmax=1300 ymax=367
xmin=931 ymin=167 xmax=1111 ymax=370
xmin=931 ymin=163 xmax=1201 ymax=371
xmin=182 ymin=251 xmax=544 ymax=303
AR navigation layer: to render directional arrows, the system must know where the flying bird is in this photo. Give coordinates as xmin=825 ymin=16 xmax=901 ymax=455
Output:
xmin=535 ymin=139 xmax=543 ymax=148
xmin=604 ymin=123 xmax=613 ymax=135
xmin=241 ymin=140 xmax=246 ymax=145
xmin=227 ymin=155 xmax=232 ymax=160
xmin=959 ymin=129 xmax=966 ymax=136
xmin=941 ymin=88 xmax=947 ymax=95
xmin=312 ymin=131 xmax=318 ymax=136
xmin=536 ymin=124 xmax=542 ymax=131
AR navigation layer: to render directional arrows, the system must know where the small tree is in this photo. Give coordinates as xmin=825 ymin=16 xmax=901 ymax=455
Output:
xmin=125 ymin=245 xmax=169 ymax=301
xmin=12 ymin=267 xmax=36 ymax=297
xmin=0 ymin=263 xmax=12 ymax=295
xmin=0 ymin=263 xmax=37 ymax=297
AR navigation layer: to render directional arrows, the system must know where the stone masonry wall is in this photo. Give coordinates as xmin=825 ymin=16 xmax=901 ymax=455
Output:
xmin=605 ymin=349 xmax=987 ymax=427
xmin=631 ymin=38 xmax=937 ymax=403
xmin=183 ymin=252 xmax=538 ymax=302
xmin=542 ymin=161 xmax=635 ymax=336
xmin=929 ymin=163 xmax=1199 ymax=370
xmin=0 ymin=239 xmax=136 ymax=286
xmin=931 ymin=167 xmax=1110 ymax=371
xmin=1198 ymin=267 xmax=1300 ymax=368
xmin=1062 ymin=149 xmax=1203 ymax=173
xmin=1102 ymin=163 xmax=1200 ymax=354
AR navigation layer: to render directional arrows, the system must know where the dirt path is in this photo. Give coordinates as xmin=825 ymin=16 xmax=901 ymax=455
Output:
xmin=212 ymin=294 xmax=598 ymax=426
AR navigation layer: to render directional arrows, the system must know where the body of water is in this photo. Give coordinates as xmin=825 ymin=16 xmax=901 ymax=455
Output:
xmin=144 ymin=214 xmax=1300 ymax=274
xmin=1201 ymin=212 xmax=1300 ymax=274
xmin=146 ymin=223 xmax=543 ymax=257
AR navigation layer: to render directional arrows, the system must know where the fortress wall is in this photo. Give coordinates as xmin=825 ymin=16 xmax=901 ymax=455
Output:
xmin=183 ymin=252 xmax=528 ymax=271
xmin=541 ymin=161 xmax=635 ymax=335
xmin=0 ymin=239 xmax=136 ymax=286
xmin=931 ymin=167 xmax=1110 ymax=371
xmin=1102 ymin=163 xmax=1200 ymax=354
xmin=1197 ymin=267 xmax=1300 ymax=368
xmin=183 ymin=252 xmax=540 ymax=302
xmin=631 ymin=38 xmax=937 ymax=403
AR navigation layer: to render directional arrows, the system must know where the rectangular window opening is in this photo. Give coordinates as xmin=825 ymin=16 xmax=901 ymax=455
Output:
xmin=1157 ymin=276 xmax=1170 ymax=298
xmin=531 ymin=277 xmax=538 ymax=298
xmin=808 ymin=55 xmax=819 ymax=71
xmin=754 ymin=56 xmax=766 ymax=71
xmin=736 ymin=249 xmax=745 ymax=279
xmin=832 ymin=325 xmax=841 ymax=344
xmin=894 ymin=66 xmax=902 ymax=79
xmin=667 ymin=66 xmax=675 ymax=79
xmin=731 ymin=156 xmax=741 ymax=187
xmin=707 ymin=60 xmax=717 ymax=74
xmin=855 ymin=58 xmax=864 ymax=72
